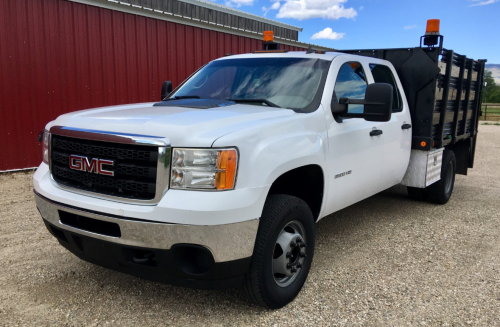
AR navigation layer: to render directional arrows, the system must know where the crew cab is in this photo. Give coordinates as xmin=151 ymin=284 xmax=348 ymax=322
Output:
xmin=33 ymin=20 xmax=486 ymax=308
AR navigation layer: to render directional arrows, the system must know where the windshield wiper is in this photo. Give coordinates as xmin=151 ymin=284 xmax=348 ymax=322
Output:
xmin=229 ymin=98 xmax=281 ymax=108
xmin=164 ymin=95 xmax=201 ymax=101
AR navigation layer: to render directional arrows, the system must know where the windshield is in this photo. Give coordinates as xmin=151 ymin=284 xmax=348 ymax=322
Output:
xmin=169 ymin=58 xmax=330 ymax=111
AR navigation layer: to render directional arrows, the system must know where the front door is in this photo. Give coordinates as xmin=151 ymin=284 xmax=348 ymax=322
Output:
xmin=323 ymin=59 xmax=389 ymax=215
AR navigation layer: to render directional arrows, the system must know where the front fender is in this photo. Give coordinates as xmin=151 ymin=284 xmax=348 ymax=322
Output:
xmin=212 ymin=108 xmax=328 ymax=189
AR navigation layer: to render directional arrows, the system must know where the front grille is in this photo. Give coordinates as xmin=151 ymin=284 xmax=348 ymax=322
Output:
xmin=51 ymin=135 xmax=159 ymax=200
xmin=52 ymin=152 xmax=156 ymax=179
xmin=53 ymin=137 xmax=155 ymax=161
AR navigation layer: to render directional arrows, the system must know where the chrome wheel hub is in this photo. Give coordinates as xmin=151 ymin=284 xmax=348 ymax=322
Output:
xmin=272 ymin=221 xmax=306 ymax=287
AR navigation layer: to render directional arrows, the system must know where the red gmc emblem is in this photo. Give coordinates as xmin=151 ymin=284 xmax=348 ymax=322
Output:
xmin=69 ymin=155 xmax=114 ymax=176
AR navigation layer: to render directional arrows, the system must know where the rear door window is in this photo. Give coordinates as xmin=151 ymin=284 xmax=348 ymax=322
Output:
xmin=369 ymin=64 xmax=402 ymax=112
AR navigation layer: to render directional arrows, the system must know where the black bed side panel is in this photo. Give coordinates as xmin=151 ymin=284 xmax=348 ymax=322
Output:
xmin=434 ymin=50 xmax=486 ymax=150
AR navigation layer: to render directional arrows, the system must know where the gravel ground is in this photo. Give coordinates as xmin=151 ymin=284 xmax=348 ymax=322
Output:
xmin=1 ymin=124 xmax=500 ymax=326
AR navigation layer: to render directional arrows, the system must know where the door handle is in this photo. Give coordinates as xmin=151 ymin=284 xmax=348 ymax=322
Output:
xmin=401 ymin=124 xmax=412 ymax=130
xmin=370 ymin=129 xmax=383 ymax=136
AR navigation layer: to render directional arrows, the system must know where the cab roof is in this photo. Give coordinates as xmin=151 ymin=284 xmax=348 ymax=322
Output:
xmin=214 ymin=51 xmax=346 ymax=62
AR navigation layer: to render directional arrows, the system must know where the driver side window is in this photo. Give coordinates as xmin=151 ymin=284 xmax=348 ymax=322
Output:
xmin=334 ymin=62 xmax=367 ymax=113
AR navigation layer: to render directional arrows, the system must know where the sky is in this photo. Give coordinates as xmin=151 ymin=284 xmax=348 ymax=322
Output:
xmin=214 ymin=0 xmax=500 ymax=63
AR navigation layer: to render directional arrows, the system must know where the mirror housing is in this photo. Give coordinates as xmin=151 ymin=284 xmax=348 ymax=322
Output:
xmin=161 ymin=81 xmax=173 ymax=99
xmin=331 ymin=94 xmax=348 ymax=114
xmin=332 ymin=83 xmax=393 ymax=122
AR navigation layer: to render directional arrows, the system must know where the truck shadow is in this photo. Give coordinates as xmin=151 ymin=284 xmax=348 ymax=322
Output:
xmin=31 ymin=184 xmax=439 ymax=318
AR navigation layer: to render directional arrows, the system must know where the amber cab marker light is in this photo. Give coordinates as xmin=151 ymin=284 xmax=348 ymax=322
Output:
xmin=425 ymin=19 xmax=440 ymax=35
xmin=349 ymin=62 xmax=360 ymax=70
xmin=420 ymin=141 xmax=427 ymax=147
xmin=263 ymin=30 xmax=274 ymax=42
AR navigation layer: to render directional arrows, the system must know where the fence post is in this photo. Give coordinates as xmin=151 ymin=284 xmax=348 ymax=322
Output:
xmin=485 ymin=105 xmax=487 ymax=121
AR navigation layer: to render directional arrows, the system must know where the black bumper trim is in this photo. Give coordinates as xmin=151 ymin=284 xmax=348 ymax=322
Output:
xmin=43 ymin=220 xmax=251 ymax=290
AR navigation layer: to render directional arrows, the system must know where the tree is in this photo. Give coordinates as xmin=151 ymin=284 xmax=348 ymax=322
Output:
xmin=484 ymin=70 xmax=500 ymax=103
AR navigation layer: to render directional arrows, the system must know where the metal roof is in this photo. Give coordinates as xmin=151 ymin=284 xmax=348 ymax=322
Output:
xmin=68 ymin=0 xmax=334 ymax=50
xmin=177 ymin=0 xmax=302 ymax=32
xmin=73 ymin=0 xmax=301 ymax=41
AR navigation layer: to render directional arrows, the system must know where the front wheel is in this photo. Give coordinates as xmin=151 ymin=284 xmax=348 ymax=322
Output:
xmin=243 ymin=195 xmax=315 ymax=309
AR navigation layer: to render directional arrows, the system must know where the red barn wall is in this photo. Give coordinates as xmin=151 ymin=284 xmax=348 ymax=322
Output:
xmin=0 ymin=0 xmax=306 ymax=171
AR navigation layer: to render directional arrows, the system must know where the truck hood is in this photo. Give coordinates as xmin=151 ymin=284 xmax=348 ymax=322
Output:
xmin=51 ymin=102 xmax=295 ymax=147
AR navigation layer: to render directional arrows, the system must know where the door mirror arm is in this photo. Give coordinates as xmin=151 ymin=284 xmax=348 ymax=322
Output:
xmin=340 ymin=98 xmax=390 ymax=120
xmin=331 ymin=83 xmax=393 ymax=123
xmin=339 ymin=98 xmax=386 ymax=106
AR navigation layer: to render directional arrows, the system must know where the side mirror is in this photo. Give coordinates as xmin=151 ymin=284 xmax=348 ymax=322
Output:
xmin=161 ymin=81 xmax=173 ymax=99
xmin=332 ymin=83 xmax=393 ymax=122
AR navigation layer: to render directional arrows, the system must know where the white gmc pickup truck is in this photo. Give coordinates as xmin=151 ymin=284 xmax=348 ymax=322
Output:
xmin=33 ymin=25 xmax=486 ymax=308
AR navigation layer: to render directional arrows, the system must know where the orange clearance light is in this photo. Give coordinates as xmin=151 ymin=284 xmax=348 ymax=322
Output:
xmin=215 ymin=149 xmax=238 ymax=190
xmin=425 ymin=19 xmax=440 ymax=35
xmin=349 ymin=62 xmax=360 ymax=70
xmin=263 ymin=30 xmax=274 ymax=42
xmin=420 ymin=141 xmax=427 ymax=147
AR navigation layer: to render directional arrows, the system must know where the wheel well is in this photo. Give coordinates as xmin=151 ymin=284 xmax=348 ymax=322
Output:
xmin=268 ymin=165 xmax=324 ymax=221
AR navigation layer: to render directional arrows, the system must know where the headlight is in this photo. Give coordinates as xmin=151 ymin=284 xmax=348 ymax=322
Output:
xmin=170 ymin=148 xmax=238 ymax=190
xmin=42 ymin=129 xmax=50 ymax=165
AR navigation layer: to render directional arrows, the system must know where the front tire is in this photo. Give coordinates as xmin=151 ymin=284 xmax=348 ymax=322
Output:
xmin=243 ymin=195 xmax=315 ymax=309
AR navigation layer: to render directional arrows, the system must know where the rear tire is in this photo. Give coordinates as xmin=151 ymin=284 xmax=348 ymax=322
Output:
xmin=407 ymin=186 xmax=428 ymax=201
xmin=427 ymin=150 xmax=456 ymax=204
xmin=243 ymin=194 xmax=315 ymax=309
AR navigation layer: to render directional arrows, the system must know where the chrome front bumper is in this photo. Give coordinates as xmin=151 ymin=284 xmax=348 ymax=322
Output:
xmin=35 ymin=192 xmax=259 ymax=262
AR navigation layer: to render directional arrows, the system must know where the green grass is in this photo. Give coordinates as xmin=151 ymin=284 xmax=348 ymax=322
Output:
xmin=482 ymin=122 xmax=500 ymax=125
xmin=483 ymin=108 xmax=500 ymax=112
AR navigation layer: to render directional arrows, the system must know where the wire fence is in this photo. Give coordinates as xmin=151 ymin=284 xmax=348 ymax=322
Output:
xmin=480 ymin=103 xmax=500 ymax=121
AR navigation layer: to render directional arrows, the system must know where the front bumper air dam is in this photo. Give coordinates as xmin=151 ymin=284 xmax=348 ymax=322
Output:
xmin=35 ymin=192 xmax=259 ymax=289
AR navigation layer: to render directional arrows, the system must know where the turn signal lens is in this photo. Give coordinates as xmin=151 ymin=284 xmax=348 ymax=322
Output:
xmin=425 ymin=19 xmax=440 ymax=35
xmin=263 ymin=30 xmax=274 ymax=42
xmin=420 ymin=141 xmax=427 ymax=147
xmin=170 ymin=148 xmax=238 ymax=190
xmin=216 ymin=149 xmax=238 ymax=190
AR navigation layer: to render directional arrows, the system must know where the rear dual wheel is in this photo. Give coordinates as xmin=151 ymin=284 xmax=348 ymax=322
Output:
xmin=428 ymin=150 xmax=456 ymax=204
xmin=243 ymin=195 xmax=315 ymax=309
xmin=407 ymin=150 xmax=456 ymax=204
